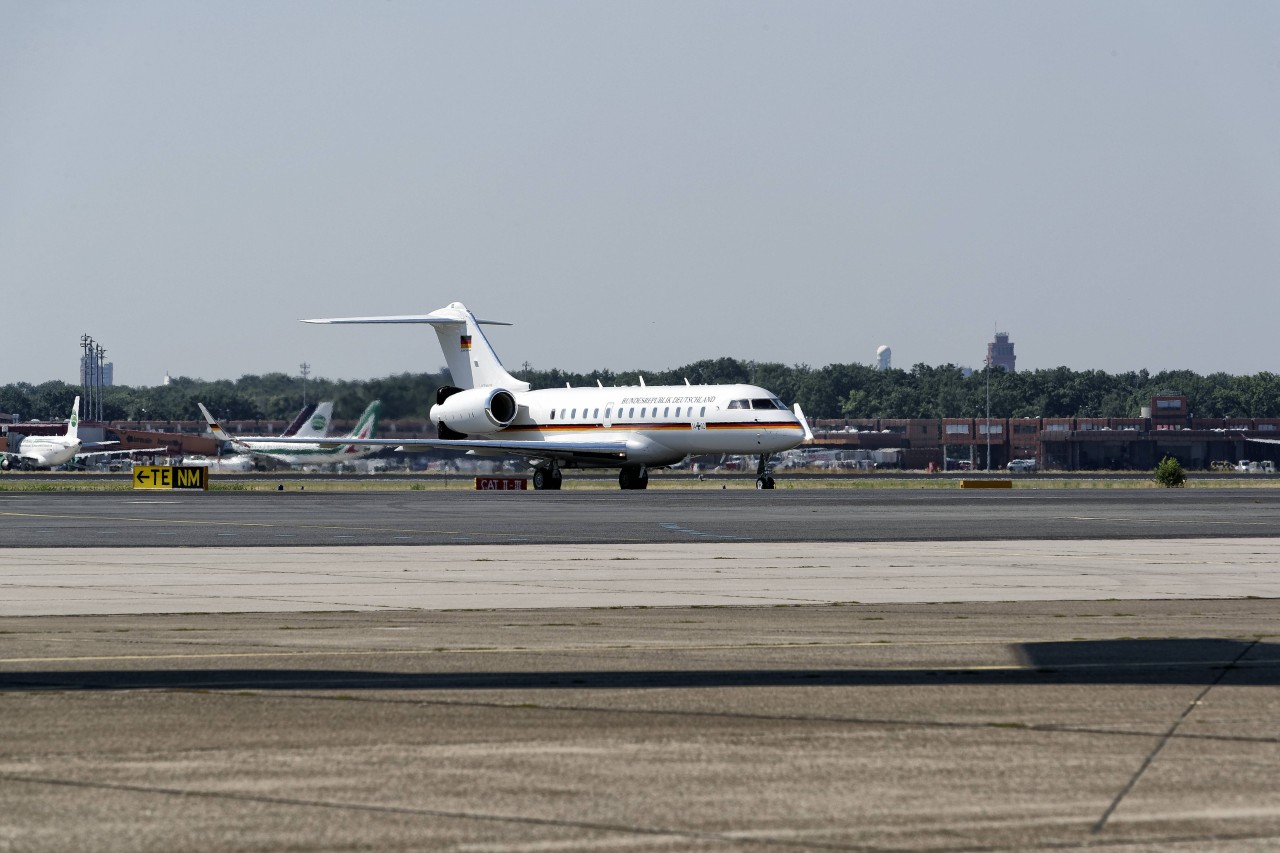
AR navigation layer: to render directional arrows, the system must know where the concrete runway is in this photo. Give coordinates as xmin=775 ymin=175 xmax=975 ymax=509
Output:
xmin=4 ymin=539 xmax=1280 ymax=616
xmin=2 ymin=487 xmax=1280 ymax=546
xmin=2 ymin=490 xmax=1279 ymax=850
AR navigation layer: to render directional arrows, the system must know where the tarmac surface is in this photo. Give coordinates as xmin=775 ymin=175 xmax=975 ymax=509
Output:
xmin=2 ymin=487 xmax=1280 ymax=546
xmin=2 ymin=489 xmax=1279 ymax=850
xmin=4 ymin=538 xmax=1280 ymax=616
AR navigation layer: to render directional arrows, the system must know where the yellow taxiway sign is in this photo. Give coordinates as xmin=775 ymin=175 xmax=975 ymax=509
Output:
xmin=133 ymin=466 xmax=208 ymax=491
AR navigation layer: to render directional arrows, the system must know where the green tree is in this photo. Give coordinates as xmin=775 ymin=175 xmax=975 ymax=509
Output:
xmin=1154 ymin=456 xmax=1186 ymax=488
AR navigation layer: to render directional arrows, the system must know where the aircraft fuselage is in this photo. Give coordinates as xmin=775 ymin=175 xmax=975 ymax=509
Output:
xmin=468 ymin=383 xmax=806 ymax=468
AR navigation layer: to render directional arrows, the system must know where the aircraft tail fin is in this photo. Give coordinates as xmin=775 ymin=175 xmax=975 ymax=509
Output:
xmin=65 ymin=396 xmax=80 ymax=438
xmin=344 ymin=400 xmax=381 ymax=440
xmin=287 ymin=401 xmax=335 ymax=438
xmin=303 ymin=302 xmax=530 ymax=392
xmin=198 ymin=403 xmax=235 ymax=443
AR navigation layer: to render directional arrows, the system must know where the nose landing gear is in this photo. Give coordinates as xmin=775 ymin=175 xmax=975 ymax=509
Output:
xmin=754 ymin=453 xmax=776 ymax=490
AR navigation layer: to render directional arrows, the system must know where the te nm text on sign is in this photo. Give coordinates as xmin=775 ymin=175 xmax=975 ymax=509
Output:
xmin=133 ymin=466 xmax=209 ymax=491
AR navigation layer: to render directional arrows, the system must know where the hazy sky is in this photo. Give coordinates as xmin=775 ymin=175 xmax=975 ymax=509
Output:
xmin=4 ymin=2 xmax=1279 ymax=387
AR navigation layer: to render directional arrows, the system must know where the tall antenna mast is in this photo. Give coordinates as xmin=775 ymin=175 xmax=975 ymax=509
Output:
xmin=299 ymin=362 xmax=311 ymax=407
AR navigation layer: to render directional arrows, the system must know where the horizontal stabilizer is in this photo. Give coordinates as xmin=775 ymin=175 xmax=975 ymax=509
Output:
xmin=303 ymin=302 xmax=527 ymax=392
xmin=302 ymin=315 xmax=513 ymax=326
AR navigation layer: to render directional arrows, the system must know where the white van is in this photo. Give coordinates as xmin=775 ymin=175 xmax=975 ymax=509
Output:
xmin=1007 ymin=459 xmax=1037 ymax=472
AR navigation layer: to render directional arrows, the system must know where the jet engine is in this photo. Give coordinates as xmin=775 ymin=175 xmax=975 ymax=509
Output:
xmin=430 ymin=386 xmax=518 ymax=436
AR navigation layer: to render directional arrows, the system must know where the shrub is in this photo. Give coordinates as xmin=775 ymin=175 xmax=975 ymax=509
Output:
xmin=1154 ymin=456 xmax=1186 ymax=488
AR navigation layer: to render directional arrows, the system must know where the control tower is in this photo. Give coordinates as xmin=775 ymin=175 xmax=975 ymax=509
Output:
xmin=985 ymin=332 xmax=1016 ymax=372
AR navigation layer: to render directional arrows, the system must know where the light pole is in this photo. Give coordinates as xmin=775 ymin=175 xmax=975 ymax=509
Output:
xmin=300 ymin=362 xmax=311 ymax=407
xmin=95 ymin=344 xmax=106 ymax=421
xmin=985 ymin=366 xmax=991 ymax=472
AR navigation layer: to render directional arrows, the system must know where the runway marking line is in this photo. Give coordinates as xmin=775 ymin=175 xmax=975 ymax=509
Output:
xmin=0 ymin=510 xmax=479 ymax=539
xmin=1055 ymin=515 xmax=1275 ymax=527
xmin=0 ymin=510 xmax=668 ymax=544
xmin=1 ymin=637 xmax=1270 ymax=668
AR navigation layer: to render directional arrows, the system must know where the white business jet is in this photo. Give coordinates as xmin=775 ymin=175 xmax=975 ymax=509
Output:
xmin=1 ymin=397 xmax=160 ymax=470
xmin=288 ymin=302 xmax=813 ymax=490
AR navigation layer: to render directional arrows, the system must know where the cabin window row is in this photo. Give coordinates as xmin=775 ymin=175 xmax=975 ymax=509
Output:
xmin=548 ymin=406 xmax=709 ymax=421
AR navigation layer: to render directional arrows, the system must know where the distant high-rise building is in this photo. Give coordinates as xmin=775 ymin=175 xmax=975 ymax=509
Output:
xmin=876 ymin=345 xmax=892 ymax=371
xmin=79 ymin=356 xmax=113 ymax=386
xmin=985 ymin=331 xmax=1016 ymax=372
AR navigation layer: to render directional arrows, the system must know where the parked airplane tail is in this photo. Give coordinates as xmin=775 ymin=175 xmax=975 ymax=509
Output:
xmin=65 ymin=396 xmax=80 ymax=438
xmin=302 ymin=303 xmax=530 ymax=392
xmin=197 ymin=403 xmax=234 ymax=443
xmin=344 ymin=400 xmax=381 ymax=440
xmin=286 ymin=401 xmax=335 ymax=438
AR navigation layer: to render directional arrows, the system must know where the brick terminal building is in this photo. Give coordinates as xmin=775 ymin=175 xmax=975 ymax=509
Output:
xmin=809 ymin=395 xmax=1280 ymax=472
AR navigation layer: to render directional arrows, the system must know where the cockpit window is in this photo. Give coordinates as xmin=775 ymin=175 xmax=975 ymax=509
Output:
xmin=727 ymin=399 xmax=748 ymax=409
xmin=751 ymin=398 xmax=788 ymax=410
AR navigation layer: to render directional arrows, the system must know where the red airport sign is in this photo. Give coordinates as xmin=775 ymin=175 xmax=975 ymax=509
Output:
xmin=475 ymin=477 xmax=527 ymax=491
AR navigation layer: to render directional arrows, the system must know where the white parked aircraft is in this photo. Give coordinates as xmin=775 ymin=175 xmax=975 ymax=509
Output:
xmin=180 ymin=400 xmax=333 ymax=471
xmin=179 ymin=453 xmax=256 ymax=472
xmin=1 ymin=397 xmax=160 ymax=470
xmin=198 ymin=400 xmax=382 ymax=467
xmin=288 ymin=301 xmax=813 ymax=489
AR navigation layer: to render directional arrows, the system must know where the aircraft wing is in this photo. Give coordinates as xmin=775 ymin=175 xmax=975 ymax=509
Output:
xmin=76 ymin=447 xmax=167 ymax=459
xmin=261 ymin=435 xmax=630 ymax=464
xmin=1246 ymin=437 xmax=1280 ymax=445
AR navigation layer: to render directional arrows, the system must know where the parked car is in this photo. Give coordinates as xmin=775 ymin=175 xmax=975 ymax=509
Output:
xmin=1007 ymin=458 xmax=1037 ymax=472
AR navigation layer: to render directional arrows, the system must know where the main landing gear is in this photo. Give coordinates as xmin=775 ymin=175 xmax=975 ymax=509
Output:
xmin=531 ymin=465 xmax=563 ymax=490
xmin=754 ymin=453 xmax=776 ymax=490
xmin=619 ymin=464 xmax=649 ymax=490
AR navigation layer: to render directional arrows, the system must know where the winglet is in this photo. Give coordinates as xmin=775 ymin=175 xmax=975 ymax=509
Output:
xmin=794 ymin=403 xmax=815 ymax=441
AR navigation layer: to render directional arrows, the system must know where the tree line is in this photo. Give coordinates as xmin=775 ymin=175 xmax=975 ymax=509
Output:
xmin=3 ymin=361 xmax=1280 ymax=424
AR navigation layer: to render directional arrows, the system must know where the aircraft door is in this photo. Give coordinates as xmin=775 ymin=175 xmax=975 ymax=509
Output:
xmin=603 ymin=404 xmax=614 ymax=429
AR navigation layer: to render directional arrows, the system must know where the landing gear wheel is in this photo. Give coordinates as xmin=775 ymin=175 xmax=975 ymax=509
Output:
xmin=619 ymin=465 xmax=649 ymax=490
xmin=754 ymin=453 xmax=776 ymax=490
xmin=532 ymin=468 xmax=562 ymax=490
